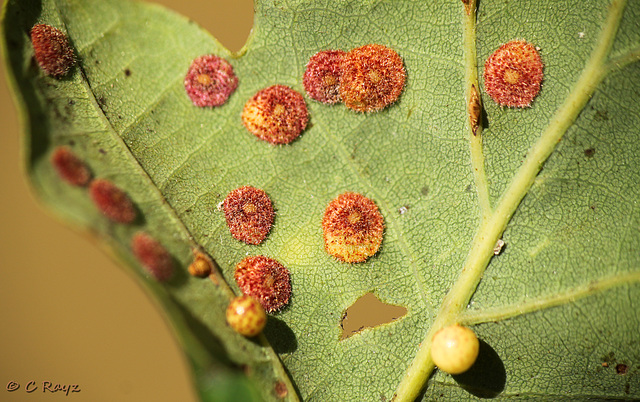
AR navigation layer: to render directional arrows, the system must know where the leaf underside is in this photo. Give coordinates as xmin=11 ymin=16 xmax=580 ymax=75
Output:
xmin=2 ymin=0 xmax=639 ymax=400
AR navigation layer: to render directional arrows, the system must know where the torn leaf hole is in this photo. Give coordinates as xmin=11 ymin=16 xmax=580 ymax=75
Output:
xmin=340 ymin=292 xmax=406 ymax=340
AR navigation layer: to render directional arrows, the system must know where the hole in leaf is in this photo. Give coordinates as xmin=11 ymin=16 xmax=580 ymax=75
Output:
xmin=154 ymin=0 xmax=254 ymax=53
xmin=340 ymin=293 xmax=406 ymax=340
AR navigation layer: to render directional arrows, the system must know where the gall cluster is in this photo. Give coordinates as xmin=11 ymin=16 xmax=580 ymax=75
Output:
xmin=50 ymin=146 xmax=175 ymax=282
xmin=304 ymin=44 xmax=406 ymax=112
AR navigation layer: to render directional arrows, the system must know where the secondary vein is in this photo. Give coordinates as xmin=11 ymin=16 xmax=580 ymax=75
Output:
xmin=459 ymin=270 xmax=640 ymax=325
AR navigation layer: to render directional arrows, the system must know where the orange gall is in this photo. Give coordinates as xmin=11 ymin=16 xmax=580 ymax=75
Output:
xmin=242 ymin=85 xmax=309 ymax=144
xmin=322 ymin=192 xmax=384 ymax=263
xmin=484 ymin=40 xmax=543 ymax=108
xmin=89 ymin=179 xmax=136 ymax=224
xmin=131 ymin=232 xmax=174 ymax=282
xmin=339 ymin=44 xmax=406 ymax=112
xmin=303 ymin=50 xmax=346 ymax=104
xmin=234 ymin=256 xmax=291 ymax=313
xmin=184 ymin=55 xmax=238 ymax=107
xmin=223 ymin=186 xmax=274 ymax=245
xmin=188 ymin=252 xmax=213 ymax=278
xmin=30 ymin=24 xmax=75 ymax=78
xmin=51 ymin=146 xmax=91 ymax=186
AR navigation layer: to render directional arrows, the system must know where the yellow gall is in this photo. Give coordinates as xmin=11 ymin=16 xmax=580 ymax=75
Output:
xmin=226 ymin=295 xmax=267 ymax=337
xmin=431 ymin=324 xmax=479 ymax=375
xmin=188 ymin=252 xmax=212 ymax=278
xmin=242 ymin=85 xmax=309 ymax=144
xmin=235 ymin=256 xmax=291 ymax=313
xmin=484 ymin=40 xmax=544 ymax=108
xmin=339 ymin=44 xmax=406 ymax=112
xmin=223 ymin=186 xmax=274 ymax=245
xmin=322 ymin=192 xmax=384 ymax=263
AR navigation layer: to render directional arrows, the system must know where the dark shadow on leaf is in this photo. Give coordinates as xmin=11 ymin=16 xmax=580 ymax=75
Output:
xmin=452 ymin=339 xmax=506 ymax=398
xmin=263 ymin=316 xmax=297 ymax=354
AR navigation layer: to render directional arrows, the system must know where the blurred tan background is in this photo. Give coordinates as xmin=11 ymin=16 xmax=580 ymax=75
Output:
xmin=0 ymin=1 xmax=253 ymax=400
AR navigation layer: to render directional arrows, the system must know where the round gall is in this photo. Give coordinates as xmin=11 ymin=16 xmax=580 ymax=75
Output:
xmin=431 ymin=324 xmax=479 ymax=375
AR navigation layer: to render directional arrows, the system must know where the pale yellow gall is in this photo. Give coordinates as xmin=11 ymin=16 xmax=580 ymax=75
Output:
xmin=431 ymin=324 xmax=479 ymax=375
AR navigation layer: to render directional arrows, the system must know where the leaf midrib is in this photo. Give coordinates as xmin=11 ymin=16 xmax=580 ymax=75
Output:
xmin=393 ymin=0 xmax=632 ymax=400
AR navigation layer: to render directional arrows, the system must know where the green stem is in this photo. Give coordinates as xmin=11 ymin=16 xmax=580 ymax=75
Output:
xmin=392 ymin=0 xmax=627 ymax=400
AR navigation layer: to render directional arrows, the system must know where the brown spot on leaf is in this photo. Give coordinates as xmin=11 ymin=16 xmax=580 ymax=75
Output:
xmin=584 ymin=148 xmax=595 ymax=157
xmin=616 ymin=364 xmax=629 ymax=375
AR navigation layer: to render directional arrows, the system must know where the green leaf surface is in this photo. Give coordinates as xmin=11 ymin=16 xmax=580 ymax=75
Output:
xmin=2 ymin=0 xmax=640 ymax=400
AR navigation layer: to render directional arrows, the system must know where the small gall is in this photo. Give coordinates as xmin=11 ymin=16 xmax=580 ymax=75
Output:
xmin=30 ymin=24 xmax=75 ymax=78
xmin=235 ymin=256 xmax=291 ymax=313
xmin=339 ymin=44 xmax=406 ymax=112
xmin=242 ymin=85 xmax=309 ymax=144
xmin=303 ymin=50 xmax=346 ymax=104
xmin=89 ymin=179 xmax=136 ymax=223
xmin=322 ymin=192 xmax=385 ymax=263
xmin=226 ymin=295 xmax=267 ymax=337
xmin=431 ymin=324 xmax=480 ymax=375
xmin=131 ymin=232 xmax=174 ymax=282
xmin=188 ymin=252 xmax=213 ymax=278
xmin=184 ymin=55 xmax=238 ymax=107
xmin=274 ymin=381 xmax=288 ymax=398
xmin=223 ymin=186 xmax=274 ymax=245
xmin=468 ymin=84 xmax=482 ymax=136
xmin=51 ymin=146 xmax=91 ymax=186
xmin=484 ymin=40 xmax=544 ymax=108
